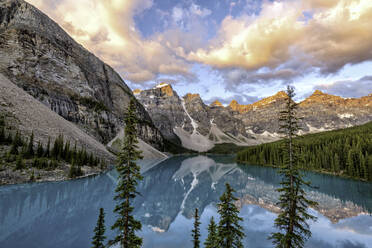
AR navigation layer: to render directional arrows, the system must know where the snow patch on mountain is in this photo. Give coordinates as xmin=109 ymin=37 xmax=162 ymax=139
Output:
xmin=338 ymin=113 xmax=354 ymax=119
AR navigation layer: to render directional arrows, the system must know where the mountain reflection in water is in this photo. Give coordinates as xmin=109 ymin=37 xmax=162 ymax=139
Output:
xmin=0 ymin=155 xmax=371 ymax=248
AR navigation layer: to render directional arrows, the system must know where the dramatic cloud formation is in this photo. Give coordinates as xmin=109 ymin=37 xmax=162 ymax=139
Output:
xmin=188 ymin=0 xmax=372 ymax=75
xmin=315 ymin=76 xmax=372 ymax=98
xmin=26 ymin=0 xmax=372 ymax=99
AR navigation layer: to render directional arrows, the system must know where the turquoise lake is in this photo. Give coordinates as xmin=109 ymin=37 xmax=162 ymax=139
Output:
xmin=1 ymin=155 xmax=372 ymax=248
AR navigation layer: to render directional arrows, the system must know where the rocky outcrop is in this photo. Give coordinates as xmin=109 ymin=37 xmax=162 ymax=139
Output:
xmin=0 ymin=0 xmax=163 ymax=149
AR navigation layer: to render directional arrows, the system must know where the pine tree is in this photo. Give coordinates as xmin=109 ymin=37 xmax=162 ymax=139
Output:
xmin=191 ymin=208 xmax=201 ymax=248
xmin=15 ymin=155 xmax=25 ymax=170
xmin=269 ymin=86 xmax=317 ymax=248
xmin=217 ymin=183 xmax=245 ymax=248
xmin=92 ymin=208 xmax=106 ymax=248
xmin=0 ymin=126 xmax=5 ymax=144
xmin=45 ymin=137 xmax=51 ymax=158
xmin=36 ymin=141 xmax=44 ymax=158
xmin=204 ymin=217 xmax=218 ymax=248
xmin=26 ymin=132 xmax=34 ymax=158
xmin=111 ymin=98 xmax=143 ymax=248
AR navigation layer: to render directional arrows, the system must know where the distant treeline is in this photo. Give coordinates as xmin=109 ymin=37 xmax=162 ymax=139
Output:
xmin=237 ymin=121 xmax=372 ymax=181
xmin=0 ymin=115 xmax=105 ymax=178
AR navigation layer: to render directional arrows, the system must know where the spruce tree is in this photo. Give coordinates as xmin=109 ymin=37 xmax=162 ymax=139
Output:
xmin=204 ymin=217 xmax=218 ymax=248
xmin=15 ymin=155 xmax=25 ymax=170
xmin=217 ymin=183 xmax=245 ymax=248
xmin=0 ymin=126 xmax=5 ymax=144
xmin=45 ymin=137 xmax=51 ymax=158
xmin=269 ymin=86 xmax=317 ymax=248
xmin=26 ymin=132 xmax=34 ymax=158
xmin=92 ymin=208 xmax=106 ymax=248
xmin=36 ymin=141 xmax=44 ymax=158
xmin=191 ymin=208 xmax=201 ymax=248
xmin=111 ymin=98 xmax=143 ymax=248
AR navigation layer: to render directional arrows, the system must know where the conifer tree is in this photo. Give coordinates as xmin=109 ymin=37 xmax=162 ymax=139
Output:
xmin=37 ymin=141 xmax=44 ymax=158
xmin=45 ymin=137 xmax=51 ymax=158
xmin=10 ymin=137 xmax=18 ymax=155
xmin=92 ymin=208 xmax=106 ymax=248
xmin=269 ymin=86 xmax=317 ymax=248
xmin=0 ymin=126 xmax=5 ymax=144
xmin=15 ymin=155 xmax=25 ymax=170
xmin=191 ymin=208 xmax=201 ymax=248
xmin=111 ymin=98 xmax=143 ymax=248
xmin=217 ymin=183 xmax=245 ymax=248
xmin=204 ymin=217 xmax=218 ymax=248
xmin=26 ymin=132 xmax=34 ymax=157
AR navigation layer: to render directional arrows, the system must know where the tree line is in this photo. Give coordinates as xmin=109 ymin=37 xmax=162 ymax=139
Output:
xmin=0 ymin=116 xmax=105 ymax=178
xmin=237 ymin=121 xmax=372 ymax=181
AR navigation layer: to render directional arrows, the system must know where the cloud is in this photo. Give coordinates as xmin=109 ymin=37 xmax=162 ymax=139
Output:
xmin=314 ymin=76 xmax=372 ymax=98
xmin=186 ymin=0 xmax=372 ymax=84
xmin=222 ymin=68 xmax=299 ymax=91
xmin=206 ymin=94 xmax=260 ymax=105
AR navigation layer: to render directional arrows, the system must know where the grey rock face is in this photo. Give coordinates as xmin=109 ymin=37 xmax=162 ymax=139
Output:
xmin=135 ymin=84 xmax=192 ymax=145
xmin=0 ymin=0 xmax=163 ymax=149
xmin=135 ymin=84 xmax=251 ymax=151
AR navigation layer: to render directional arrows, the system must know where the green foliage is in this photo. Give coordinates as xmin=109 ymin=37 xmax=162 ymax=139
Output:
xmin=92 ymin=208 xmax=106 ymax=248
xmin=205 ymin=143 xmax=248 ymax=154
xmin=191 ymin=208 xmax=201 ymax=248
xmin=237 ymin=121 xmax=372 ymax=181
xmin=204 ymin=217 xmax=218 ymax=248
xmin=30 ymin=170 xmax=35 ymax=181
xmin=163 ymin=138 xmax=196 ymax=154
xmin=36 ymin=141 xmax=44 ymax=158
xmin=15 ymin=155 xmax=25 ymax=170
xmin=25 ymin=131 xmax=34 ymax=158
xmin=267 ymin=86 xmax=316 ymax=248
xmin=69 ymin=159 xmax=83 ymax=178
xmin=217 ymin=183 xmax=245 ymax=248
xmin=111 ymin=98 xmax=143 ymax=248
xmin=76 ymin=96 xmax=109 ymax=113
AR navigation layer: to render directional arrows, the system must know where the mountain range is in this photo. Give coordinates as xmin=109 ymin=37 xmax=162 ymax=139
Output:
xmin=0 ymin=0 xmax=371 ymax=158
xmin=134 ymin=84 xmax=372 ymax=152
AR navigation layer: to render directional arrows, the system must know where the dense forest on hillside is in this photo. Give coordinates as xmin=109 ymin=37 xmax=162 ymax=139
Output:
xmin=0 ymin=115 xmax=105 ymax=182
xmin=237 ymin=122 xmax=372 ymax=181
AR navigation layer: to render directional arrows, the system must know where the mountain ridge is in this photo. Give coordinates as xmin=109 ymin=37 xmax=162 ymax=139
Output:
xmin=134 ymin=83 xmax=372 ymax=152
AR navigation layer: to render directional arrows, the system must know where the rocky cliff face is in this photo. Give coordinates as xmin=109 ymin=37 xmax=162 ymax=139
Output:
xmin=135 ymin=84 xmax=253 ymax=152
xmin=134 ymin=84 xmax=192 ymax=144
xmin=0 ymin=0 xmax=163 ymax=149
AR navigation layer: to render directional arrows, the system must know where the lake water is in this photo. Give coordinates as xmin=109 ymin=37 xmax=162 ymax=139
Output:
xmin=1 ymin=155 xmax=372 ymax=248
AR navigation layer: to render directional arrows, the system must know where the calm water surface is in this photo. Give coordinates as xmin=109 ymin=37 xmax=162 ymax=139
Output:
xmin=1 ymin=155 xmax=372 ymax=248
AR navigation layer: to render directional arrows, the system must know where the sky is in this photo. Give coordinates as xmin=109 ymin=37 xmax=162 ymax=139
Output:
xmin=27 ymin=0 xmax=372 ymax=105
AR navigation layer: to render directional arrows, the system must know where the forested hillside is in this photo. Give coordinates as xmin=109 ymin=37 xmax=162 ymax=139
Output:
xmin=237 ymin=122 xmax=372 ymax=181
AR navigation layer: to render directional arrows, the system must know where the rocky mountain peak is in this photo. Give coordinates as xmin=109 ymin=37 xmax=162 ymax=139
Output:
xmin=133 ymin=89 xmax=142 ymax=95
xmin=154 ymin=83 xmax=174 ymax=97
xmin=312 ymin=90 xmax=326 ymax=96
xmin=300 ymin=90 xmax=343 ymax=106
xmin=184 ymin=93 xmax=201 ymax=101
xmin=228 ymin=100 xmax=252 ymax=113
xmin=210 ymin=100 xmax=223 ymax=107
